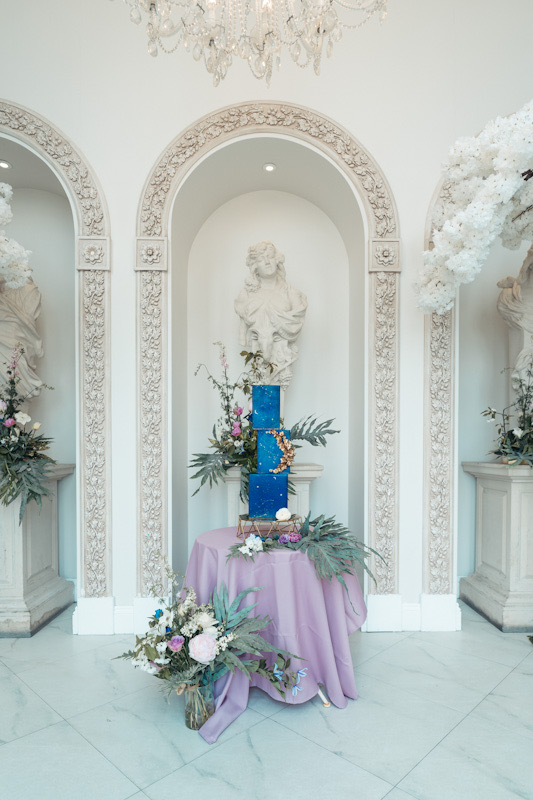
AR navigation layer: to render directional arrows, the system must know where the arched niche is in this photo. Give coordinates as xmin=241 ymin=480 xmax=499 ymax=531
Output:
xmin=135 ymin=103 xmax=401 ymax=623
xmin=0 ymin=102 xmax=112 ymax=624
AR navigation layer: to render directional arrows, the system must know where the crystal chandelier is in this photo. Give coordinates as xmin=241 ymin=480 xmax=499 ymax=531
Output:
xmin=117 ymin=0 xmax=388 ymax=86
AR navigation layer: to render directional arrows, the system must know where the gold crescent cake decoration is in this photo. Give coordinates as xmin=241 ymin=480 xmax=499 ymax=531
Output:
xmin=267 ymin=429 xmax=295 ymax=474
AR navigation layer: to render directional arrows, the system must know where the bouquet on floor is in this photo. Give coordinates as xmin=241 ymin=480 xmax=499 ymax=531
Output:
xmin=0 ymin=345 xmax=54 ymax=522
xmin=189 ymin=342 xmax=339 ymax=501
xmin=119 ymin=574 xmax=299 ymax=729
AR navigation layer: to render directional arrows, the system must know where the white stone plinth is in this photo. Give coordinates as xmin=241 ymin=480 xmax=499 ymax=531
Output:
xmin=0 ymin=464 xmax=75 ymax=637
xmin=460 ymin=461 xmax=533 ymax=632
xmin=224 ymin=462 xmax=323 ymax=526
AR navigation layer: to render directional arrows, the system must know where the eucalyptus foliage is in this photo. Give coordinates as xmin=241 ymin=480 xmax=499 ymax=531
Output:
xmin=189 ymin=343 xmax=339 ymax=501
xmin=228 ymin=513 xmax=384 ymax=610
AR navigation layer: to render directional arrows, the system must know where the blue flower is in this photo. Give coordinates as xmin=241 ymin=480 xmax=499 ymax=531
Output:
xmin=166 ymin=626 xmax=171 ymax=633
xmin=155 ymin=609 xmax=163 ymax=619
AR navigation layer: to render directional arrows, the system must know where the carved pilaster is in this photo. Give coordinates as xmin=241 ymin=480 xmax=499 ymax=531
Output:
xmin=80 ymin=270 xmax=111 ymax=597
xmin=424 ymin=309 xmax=455 ymax=594
xmin=368 ymin=271 xmax=399 ymax=594
xmin=138 ymin=270 xmax=167 ymax=594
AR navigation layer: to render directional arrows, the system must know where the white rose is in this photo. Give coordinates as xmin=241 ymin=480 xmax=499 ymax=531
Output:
xmin=276 ymin=507 xmax=291 ymax=521
xmin=14 ymin=412 xmax=31 ymax=426
xmin=194 ymin=611 xmax=219 ymax=631
xmin=33 ymin=422 xmax=41 ymax=430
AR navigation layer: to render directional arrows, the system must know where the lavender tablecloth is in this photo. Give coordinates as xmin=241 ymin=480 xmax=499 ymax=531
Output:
xmin=184 ymin=526 xmax=367 ymax=743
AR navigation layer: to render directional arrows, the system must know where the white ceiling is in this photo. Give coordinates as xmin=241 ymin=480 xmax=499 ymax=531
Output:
xmin=0 ymin=137 xmax=66 ymax=196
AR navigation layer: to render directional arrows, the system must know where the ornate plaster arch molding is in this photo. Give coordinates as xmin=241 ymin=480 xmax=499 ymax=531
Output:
xmin=136 ymin=102 xmax=401 ymax=596
xmin=423 ymin=178 xmax=456 ymax=596
xmin=0 ymin=100 xmax=112 ymax=601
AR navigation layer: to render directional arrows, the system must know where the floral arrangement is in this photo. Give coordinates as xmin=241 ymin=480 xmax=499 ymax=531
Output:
xmin=189 ymin=343 xmax=339 ymax=500
xmin=482 ymin=363 xmax=533 ymax=465
xmin=119 ymin=573 xmax=299 ymax=729
xmin=0 ymin=346 xmax=54 ymax=522
xmin=0 ymin=183 xmax=32 ymax=289
xmin=228 ymin=512 xmax=382 ymax=607
xmin=418 ymin=98 xmax=533 ymax=314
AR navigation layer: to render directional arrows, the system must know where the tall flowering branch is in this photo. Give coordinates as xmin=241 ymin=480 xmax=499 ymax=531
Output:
xmin=418 ymin=99 xmax=533 ymax=314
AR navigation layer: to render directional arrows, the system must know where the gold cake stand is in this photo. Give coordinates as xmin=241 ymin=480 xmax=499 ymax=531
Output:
xmin=236 ymin=514 xmax=302 ymax=541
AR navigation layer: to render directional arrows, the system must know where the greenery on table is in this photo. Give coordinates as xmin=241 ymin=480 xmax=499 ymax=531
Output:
xmin=482 ymin=364 xmax=533 ymax=465
xmin=118 ymin=569 xmax=300 ymax=700
xmin=0 ymin=346 xmax=54 ymax=523
xmin=227 ymin=512 xmax=383 ymax=608
xmin=189 ymin=343 xmax=339 ymax=501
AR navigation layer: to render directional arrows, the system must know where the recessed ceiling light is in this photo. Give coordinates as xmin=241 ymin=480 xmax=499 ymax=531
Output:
xmin=263 ymin=163 xmax=276 ymax=173
xmin=0 ymin=160 xmax=12 ymax=169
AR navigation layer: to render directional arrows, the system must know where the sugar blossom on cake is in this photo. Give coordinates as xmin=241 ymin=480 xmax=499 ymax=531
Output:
xmin=418 ymin=98 xmax=533 ymax=314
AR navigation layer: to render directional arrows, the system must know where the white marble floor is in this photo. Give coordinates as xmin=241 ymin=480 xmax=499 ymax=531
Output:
xmin=0 ymin=602 xmax=532 ymax=800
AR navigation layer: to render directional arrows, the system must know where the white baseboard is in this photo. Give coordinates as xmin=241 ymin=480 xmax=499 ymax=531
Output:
xmin=364 ymin=593 xmax=461 ymax=632
xmin=114 ymin=605 xmax=134 ymax=634
xmin=74 ymin=596 xmax=115 ymax=635
xmin=133 ymin=596 xmax=160 ymax=635
xmin=420 ymin=593 xmax=462 ymax=631
xmin=364 ymin=594 xmax=403 ymax=631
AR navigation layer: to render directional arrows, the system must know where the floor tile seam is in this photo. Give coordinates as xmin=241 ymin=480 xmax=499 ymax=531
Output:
xmin=467 ymin=705 xmax=533 ymax=744
xmin=409 ymin=632 xmax=531 ymax=669
xmin=62 ymin=717 xmax=142 ymax=792
xmin=140 ymin=714 xmax=270 ymax=784
xmin=1 ymin=667 xmax=71 ymax=724
xmin=354 ymin=664 xmax=491 ymax=715
xmin=268 ymin=713 xmax=396 ymax=789
xmin=61 ymin=683 xmax=173 ymax=721
xmin=0 ymin=638 xmax=134 ymax=674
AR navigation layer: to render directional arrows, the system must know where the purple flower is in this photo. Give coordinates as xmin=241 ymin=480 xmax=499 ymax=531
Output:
xmin=278 ymin=533 xmax=290 ymax=545
xmin=168 ymin=635 xmax=185 ymax=652
xmin=289 ymin=532 xmax=302 ymax=542
xmin=3 ymin=418 xmax=15 ymax=428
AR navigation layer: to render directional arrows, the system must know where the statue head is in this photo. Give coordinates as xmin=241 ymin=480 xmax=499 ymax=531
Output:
xmin=244 ymin=241 xmax=286 ymax=291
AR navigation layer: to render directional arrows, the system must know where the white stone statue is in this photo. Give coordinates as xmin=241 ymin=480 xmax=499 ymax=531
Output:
xmin=234 ymin=241 xmax=307 ymax=388
xmin=0 ymin=278 xmax=44 ymax=397
xmin=497 ymin=244 xmax=533 ymax=389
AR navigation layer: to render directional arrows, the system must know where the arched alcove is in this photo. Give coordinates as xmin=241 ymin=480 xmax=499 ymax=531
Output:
xmin=0 ymin=137 xmax=76 ymax=581
xmin=0 ymin=101 xmax=112 ymax=634
xmin=135 ymin=102 xmax=401 ymax=631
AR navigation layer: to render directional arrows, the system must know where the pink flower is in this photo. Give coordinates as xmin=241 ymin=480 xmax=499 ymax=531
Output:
xmin=0 ymin=400 xmax=6 ymax=412
xmin=167 ymin=635 xmax=185 ymax=652
xmin=289 ymin=532 xmax=302 ymax=543
xmin=4 ymin=418 xmax=15 ymax=427
xmin=231 ymin=425 xmax=241 ymax=436
xmin=233 ymin=406 xmax=243 ymax=416
xmin=189 ymin=633 xmax=218 ymax=664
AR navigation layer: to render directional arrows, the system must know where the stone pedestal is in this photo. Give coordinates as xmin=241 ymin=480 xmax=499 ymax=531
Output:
xmin=0 ymin=463 xmax=75 ymax=637
xmin=225 ymin=462 xmax=323 ymax=526
xmin=460 ymin=461 xmax=533 ymax=632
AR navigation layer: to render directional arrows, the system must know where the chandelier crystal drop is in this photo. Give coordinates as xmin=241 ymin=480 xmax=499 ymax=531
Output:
xmin=117 ymin=0 xmax=388 ymax=86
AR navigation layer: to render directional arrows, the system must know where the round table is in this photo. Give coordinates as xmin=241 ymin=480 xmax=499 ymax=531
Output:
xmin=184 ymin=526 xmax=367 ymax=743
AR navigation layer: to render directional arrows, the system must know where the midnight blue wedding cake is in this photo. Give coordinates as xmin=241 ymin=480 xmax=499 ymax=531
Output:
xmin=248 ymin=385 xmax=291 ymax=520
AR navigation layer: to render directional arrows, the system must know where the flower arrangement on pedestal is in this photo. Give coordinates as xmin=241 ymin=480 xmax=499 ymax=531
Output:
xmin=189 ymin=342 xmax=339 ymax=501
xmin=0 ymin=345 xmax=54 ymax=522
xmin=418 ymin=98 xmax=533 ymax=314
xmin=482 ymin=363 xmax=533 ymax=465
xmin=119 ymin=574 xmax=299 ymax=730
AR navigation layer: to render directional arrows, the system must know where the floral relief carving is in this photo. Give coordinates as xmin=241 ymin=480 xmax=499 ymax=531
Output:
xmin=83 ymin=244 xmax=104 ymax=265
xmin=426 ymin=310 xmax=454 ymax=594
xmin=369 ymin=271 xmax=398 ymax=594
xmin=139 ymin=270 xmax=166 ymax=594
xmin=372 ymin=240 xmax=399 ymax=270
xmin=140 ymin=104 xmax=397 ymax=241
xmin=81 ymin=270 xmax=110 ymax=597
xmin=141 ymin=244 xmax=162 ymax=265
xmin=0 ymin=102 xmax=105 ymax=236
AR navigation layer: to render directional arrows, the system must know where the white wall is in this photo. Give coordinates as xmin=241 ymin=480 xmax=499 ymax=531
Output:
xmin=1 ymin=0 xmax=532 ymax=623
xmin=7 ymin=189 xmax=76 ymax=582
xmin=185 ymin=190 xmax=357 ymax=546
